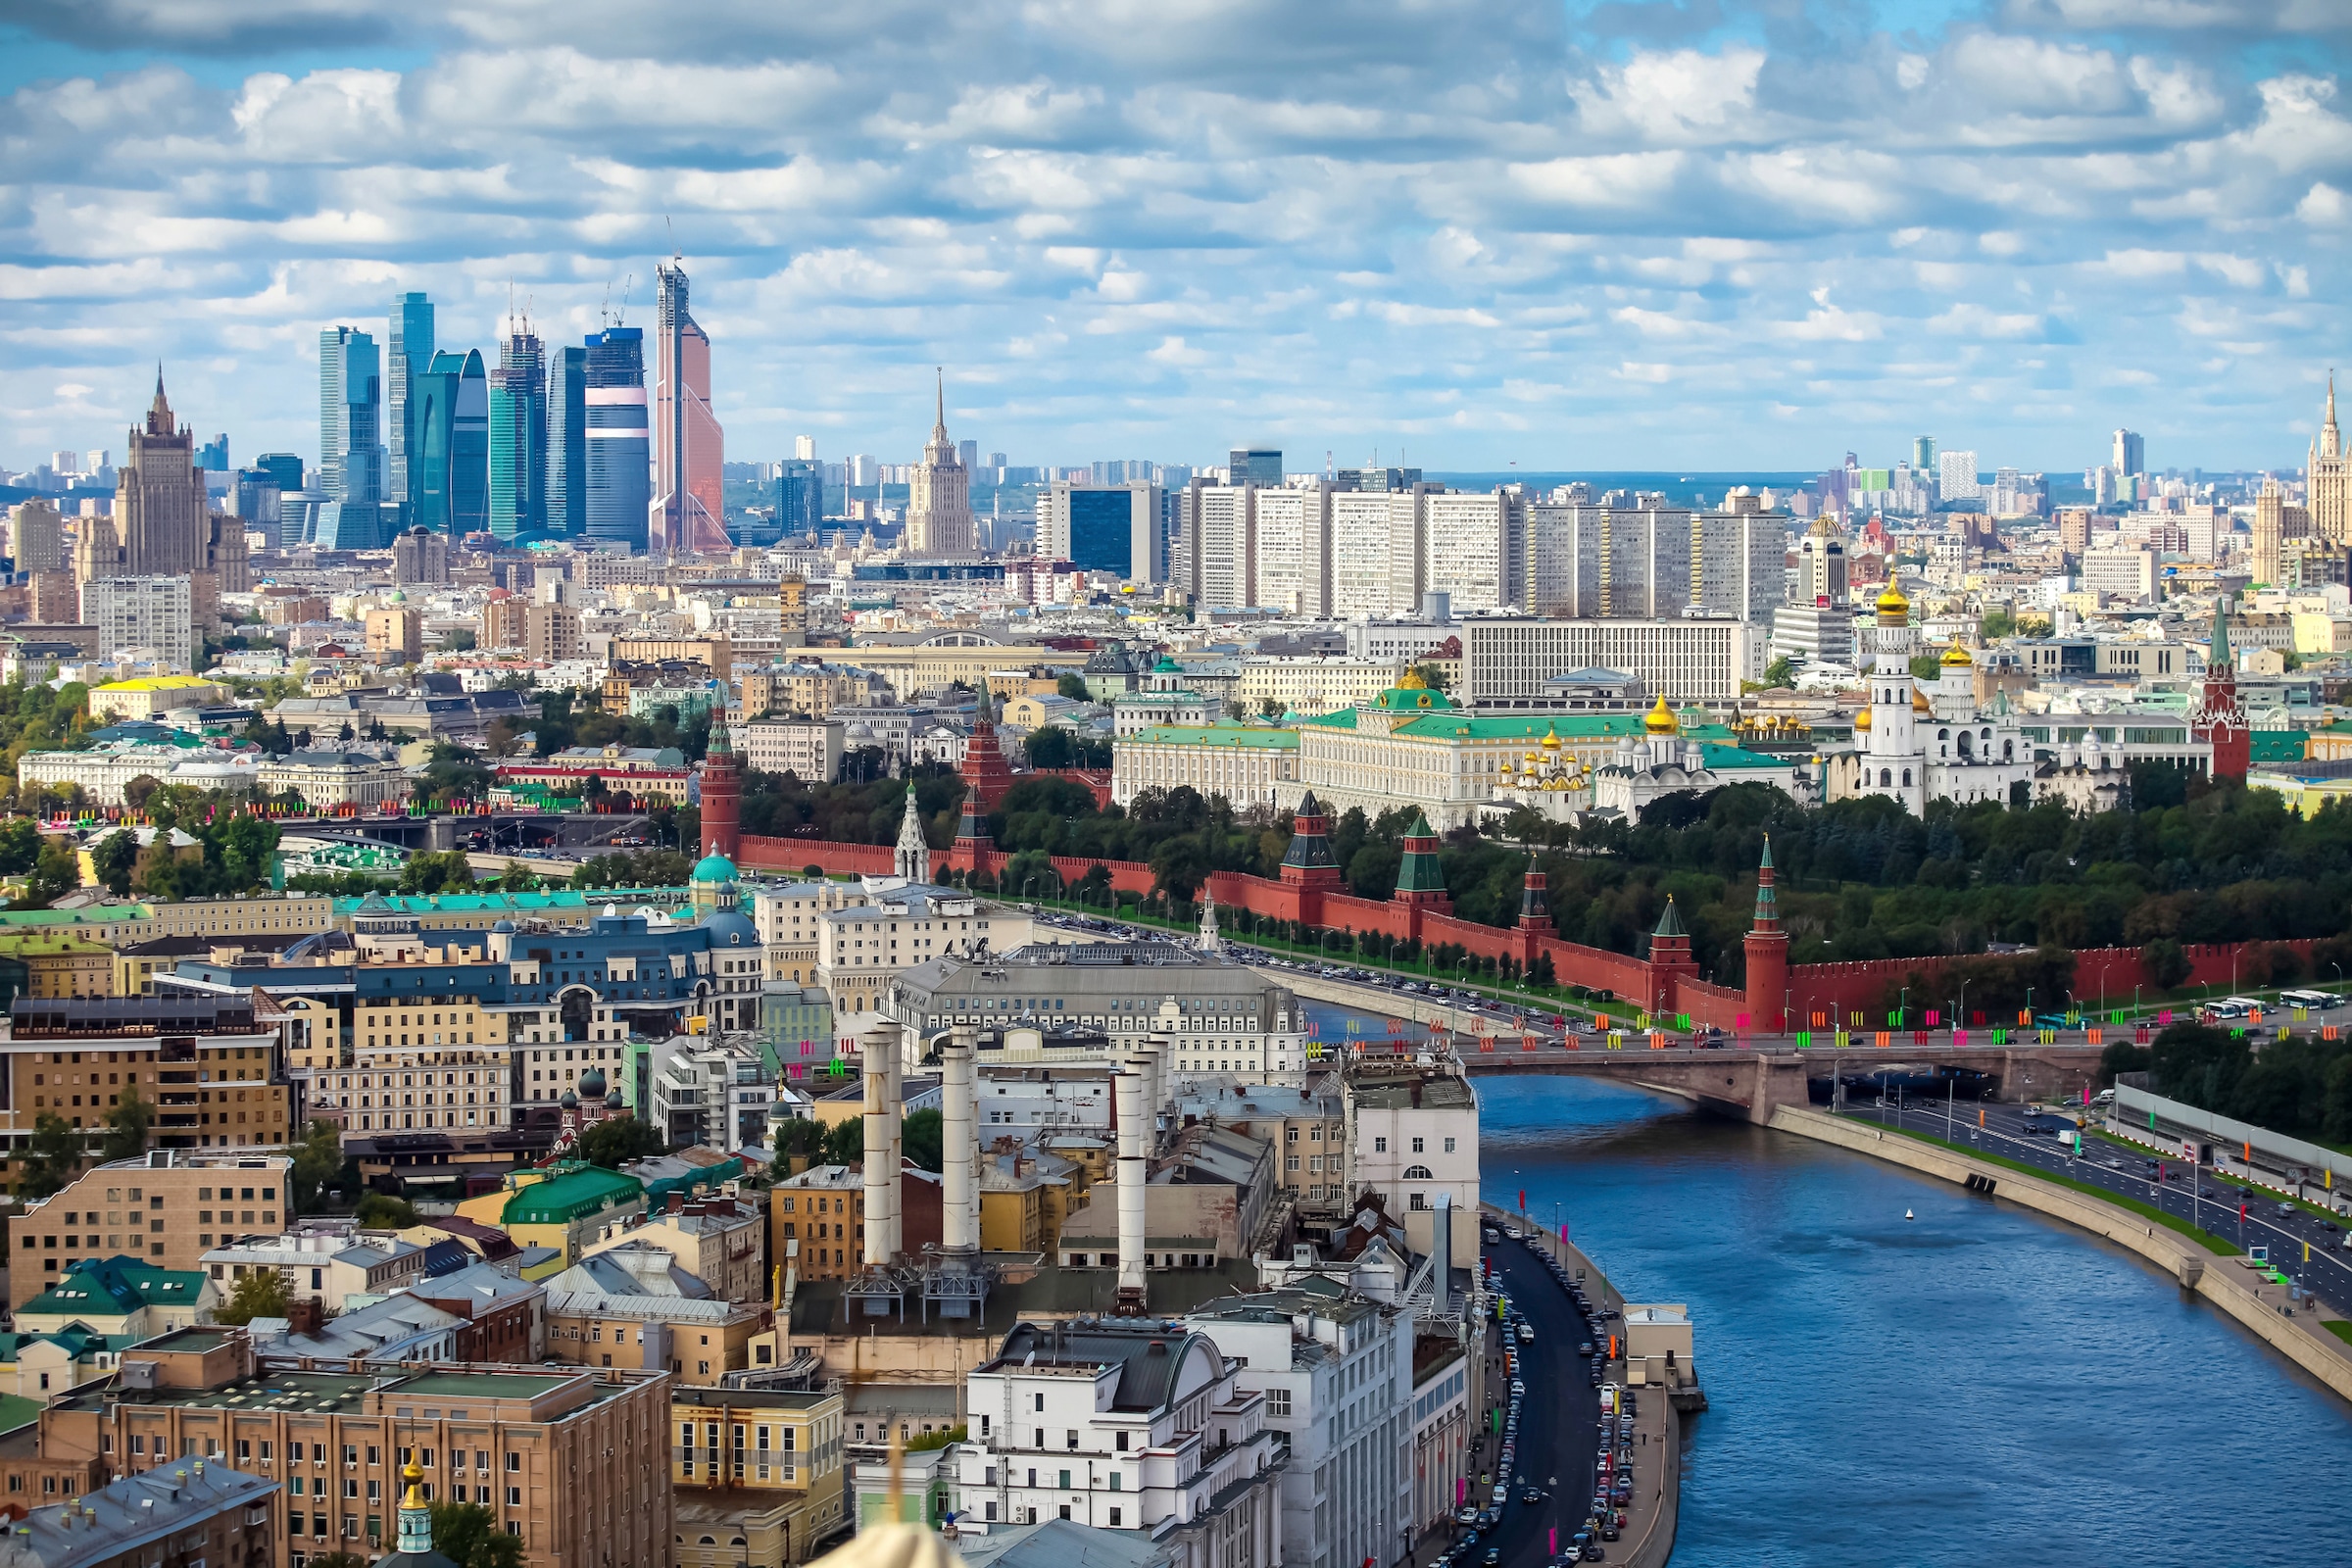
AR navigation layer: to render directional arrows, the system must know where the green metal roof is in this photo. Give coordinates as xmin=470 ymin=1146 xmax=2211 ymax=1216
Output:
xmin=331 ymin=887 xmax=693 ymax=916
xmin=1126 ymin=725 xmax=1298 ymax=750
xmin=2250 ymin=730 xmax=2309 ymax=763
xmin=500 ymin=1164 xmax=645 ymax=1225
xmin=18 ymin=1255 xmax=209 ymax=1318
xmin=1298 ymin=708 xmax=1741 ymax=743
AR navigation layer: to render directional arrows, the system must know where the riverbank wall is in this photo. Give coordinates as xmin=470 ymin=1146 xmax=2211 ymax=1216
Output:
xmin=1768 ymin=1104 xmax=2352 ymax=1407
xmin=1481 ymin=1201 xmax=1687 ymax=1568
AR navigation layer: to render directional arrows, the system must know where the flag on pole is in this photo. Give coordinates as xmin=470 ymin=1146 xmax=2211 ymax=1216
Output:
xmin=1518 ymin=1189 xmax=1526 ymax=1211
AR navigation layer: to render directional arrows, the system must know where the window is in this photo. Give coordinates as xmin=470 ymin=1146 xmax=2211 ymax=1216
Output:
xmin=1373 ymin=1136 xmax=1387 ymax=1152
xmin=1114 ymin=1431 xmax=1128 ymax=1451
xmin=1411 ymin=1136 xmax=1425 ymax=1153
xmin=1267 ymin=1389 xmax=1292 ymax=1416
xmin=1402 ymin=1164 xmax=1434 ymax=1179
xmin=1444 ymin=1137 xmax=1456 ymax=1153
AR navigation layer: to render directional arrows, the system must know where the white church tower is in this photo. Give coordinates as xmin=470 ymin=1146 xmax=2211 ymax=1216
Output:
xmin=893 ymin=791 xmax=930 ymax=884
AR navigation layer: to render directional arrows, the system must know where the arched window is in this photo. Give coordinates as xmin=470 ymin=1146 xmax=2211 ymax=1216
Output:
xmin=1880 ymin=768 xmax=1891 ymax=787
xmin=1402 ymin=1164 xmax=1435 ymax=1179
xmin=1902 ymin=769 xmax=1912 ymax=786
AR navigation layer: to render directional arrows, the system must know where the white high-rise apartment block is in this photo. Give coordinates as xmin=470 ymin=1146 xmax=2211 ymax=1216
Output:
xmin=794 ymin=435 xmax=816 ymax=462
xmin=1184 ymin=483 xmax=1254 ymax=611
xmin=1458 ymin=616 xmax=1763 ymax=707
xmin=80 ymin=575 xmax=194 ymax=670
xmin=1250 ymin=481 xmax=1331 ymax=616
xmin=1331 ymin=490 xmax=1424 ymax=617
xmin=1693 ymin=509 xmax=1788 ymax=623
xmin=1422 ymin=490 xmax=1525 ymax=613
xmin=1938 ymin=450 xmax=1980 ymax=503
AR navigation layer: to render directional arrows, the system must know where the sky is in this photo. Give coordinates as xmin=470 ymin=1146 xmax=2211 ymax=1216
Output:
xmin=2 ymin=0 xmax=2349 ymax=479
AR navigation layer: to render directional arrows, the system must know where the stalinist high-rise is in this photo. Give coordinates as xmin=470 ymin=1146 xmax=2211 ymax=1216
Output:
xmin=904 ymin=370 xmax=975 ymax=557
xmin=81 ymin=370 xmax=249 ymax=620
xmin=2312 ymin=373 xmax=2349 ymax=543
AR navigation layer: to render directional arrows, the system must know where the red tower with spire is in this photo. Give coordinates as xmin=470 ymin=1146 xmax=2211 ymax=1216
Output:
xmin=2192 ymin=599 xmax=2249 ymax=783
xmin=1743 ymin=836 xmax=1789 ymax=1034
xmin=700 ymin=726 xmax=740 ymax=860
xmin=962 ymin=692 xmax=1015 ymax=809
xmin=1645 ymin=898 xmax=1698 ymax=1019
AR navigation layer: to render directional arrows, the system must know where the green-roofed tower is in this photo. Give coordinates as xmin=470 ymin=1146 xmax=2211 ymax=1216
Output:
xmin=1393 ymin=810 xmax=1450 ymax=909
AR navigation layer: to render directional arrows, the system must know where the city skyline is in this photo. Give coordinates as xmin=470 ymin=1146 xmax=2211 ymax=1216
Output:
xmin=1 ymin=2 xmax=2348 ymax=472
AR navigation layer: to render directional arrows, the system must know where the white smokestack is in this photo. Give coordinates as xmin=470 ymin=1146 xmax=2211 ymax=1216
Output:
xmin=941 ymin=1025 xmax=980 ymax=1256
xmin=1144 ymin=1032 xmax=1170 ymax=1145
xmin=861 ymin=1023 xmax=904 ymax=1266
xmin=1430 ymin=1190 xmax=1452 ymax=1311
xmin=1113 ymin=1042 xmax=1151 ymax=1313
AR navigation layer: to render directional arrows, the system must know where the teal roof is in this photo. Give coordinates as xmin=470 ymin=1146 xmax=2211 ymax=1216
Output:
xmin=331 ymin=887 xmax=693 ymax=916
xmin=1300 ymin=708 xmax=1741 ymax=744
xmin=18 ymin=1255 xmax=208 ymax=1319
xmin=1694 ymin=743 xmax=1798 ymax=771
xmin=693 ymin=853 xmax=739 ymax=884
xmin=501 ymin=1164 xmax=644 ymax=1226
xmin=2251 ymin=730 xmax=2309 ymax=763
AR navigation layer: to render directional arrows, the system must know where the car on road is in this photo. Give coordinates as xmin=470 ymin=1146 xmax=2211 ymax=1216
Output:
xmin=1484 ymin=1551 xmax=1501 ymax=1567
xmin=1519 ymin=1324 xmax=1535 ymax=1342
xmin=2280 ymin=1201 xmax=2299 ymax=1218
xmin=1521 ymin=1488 xmax=1543 ymax=1504
xmin=1578 ymin=1341 xmax=1593 ymax=1356
xmin=1455 ymin=1507 xmax=1478 ymax=1526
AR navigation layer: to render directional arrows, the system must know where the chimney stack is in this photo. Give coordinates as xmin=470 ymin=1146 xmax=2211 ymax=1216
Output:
xmin=861 ymin=1022 xmax=904 ymax=1266
xmin=1144 ymin=1032 xmax=1170 ymax=1147
xmin=940 ymin=1025 xmax=980 ymax=1257
xmin=1112 ymin=1041 xmax=1152 ymax=1316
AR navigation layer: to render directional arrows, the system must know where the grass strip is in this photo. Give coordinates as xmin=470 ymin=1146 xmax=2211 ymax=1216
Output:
xmin=1865 ymin=1118 xmax=2242 ymax=1256
xmin=2325 ymin=1321 xmax=2352 ymax=1348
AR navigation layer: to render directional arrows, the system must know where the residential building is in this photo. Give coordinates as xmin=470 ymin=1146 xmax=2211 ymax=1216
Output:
xmin=85 ymin=676 xmax=229 ymax=722
xmin=365 ymin=607 xmax=423 ymax=665
xmin=1343 ymin=1056 xmax=1480 ymax=1256
xmin=950 ymin=1319 xmax=1282 ymax=1568
xmin=481 ymin=597 xmax=528 ymax=652
xmin=1249 ymin=481 xmax=1331 ymax=615
xmin=7 ymin=1149 xmax=294 ymax=1307
xmin=1186 ymin=1286 xmax=1413 ymax=1568
xmin=2082 ymin=545 xmax=2159 ymax=606
xmin=33 ymin=1330 xmax=671 ymax=1568
xmin=15 ymin=1254 xmax=219 ymax=1343
xmin=1183 ymin=483 xmax=1253 ymax=612
xmin=525 ymin=603 xmax=580 ymax=662
xmin=0 ymin=931 xmax=116 ymax=1000
xmin=539 ymin=1243 xmax=765 ymax=1384
xmin=1694 ymin=502 xmax=1788 ymax=623
xmin=9 ymin=497 xmax=64 ymax=572
xmin=671 ymin=1383 xmax=849 ymax=1567
xmin=580 ymin=1194 xmax=764 ymax=1306
xmin=459 ymin=1164 xmax=647 ymax=1266
xmin=0 ymin=1459 xmax=278 ymax=1568
xmin=199 ymin=1231 xmax=429 ymax=1312
xmin=79 ymin=578 xmax=194 ymax=671
xmin=1421 ymin=490 xmax=1524 ymax=613
xmin=649 ymin=1039 xmax=775 ymax=1155
xmin=391 ymin=525 xmax=450 ymax=586
xmin=1330 ymin=489 xmax=1425 ymax=617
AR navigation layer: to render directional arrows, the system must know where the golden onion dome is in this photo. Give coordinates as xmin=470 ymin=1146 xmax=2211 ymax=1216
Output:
xmin=1541 ymin=722 xmax=1561 ymax=751
xmin=1912 ymin=686 xmax=1931 ymax=713
xmin=1940 ymin=639 xmax=1974 ymax=668
xmin=1396 ymin=668 xmax=1427 ymax=691
xmin=1855 ymin=707 xmax=1873 ymax=732
xmin=1643 ymin=694 xmax=1680 ymax=735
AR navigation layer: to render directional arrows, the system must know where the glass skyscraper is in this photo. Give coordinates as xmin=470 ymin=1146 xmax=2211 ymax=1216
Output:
xmin=775 ymin=459 xmax=822 ymax=536
xmin=488 ymin=323 xmax=547 ymax=541
xmin=318 ymin=326 xmax=384 ymax=503
xmin=584 ymin=327 xmax=649 ymax=551
xmin=432 ymin=348 xmax=490 ymax=537
xmin=408 ymin=358 xmax=456 ymax=534
xmin=545 ymin=344 xmax=587 ymax=538
xmin=387 ymin=291 xmax=434 ymax=523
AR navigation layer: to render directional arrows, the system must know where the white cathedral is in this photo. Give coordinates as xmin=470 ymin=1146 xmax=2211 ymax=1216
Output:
xmin=1825 ymin=582 xmax=2037 ymax=812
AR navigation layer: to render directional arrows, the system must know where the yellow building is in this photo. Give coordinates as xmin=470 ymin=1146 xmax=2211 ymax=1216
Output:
xmin=458 ymin=1162 xmax=648 ymax=1264
xmin=85 ymin=676 xmax=229 ymax=722
xmin=670 ymin=1384 xmax=848 ymax=1567
xmin=977 ymin=1141 xmax=1089 ymax=1256
xmin=0 ymin=931 xmax=116 ymax=1001
xmin=2248 ymin=768 xmax=2352 ymax=818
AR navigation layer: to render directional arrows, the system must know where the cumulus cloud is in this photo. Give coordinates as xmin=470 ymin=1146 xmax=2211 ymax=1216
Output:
xmin=0 ymin=0 xmax=2345 ymax=466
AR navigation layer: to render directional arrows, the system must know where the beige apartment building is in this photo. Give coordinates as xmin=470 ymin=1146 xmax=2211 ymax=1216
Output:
xmin=10 ymin=1151 xmax=293 ymax=1305
xmin=671 ymin=1383 xmax=848 ymax=1567
xmin=29 ymin=1328 xmax=670 ymax=1568
xmin=579 ymin=1196 xmax=765 ymax=1306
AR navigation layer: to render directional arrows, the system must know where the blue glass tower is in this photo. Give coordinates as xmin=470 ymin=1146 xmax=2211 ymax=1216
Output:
xmin=584 ymin=327 xmax=649 ymax=551
xmin=441 ymin=349 xmax=489 ymax=536
xmin=387 ymin=290 xmax=434 ymax=524
xmin=545 ymin=343 xmax=587 ymax=538
xmin=488 ymin=322 xmax=547 ymax=541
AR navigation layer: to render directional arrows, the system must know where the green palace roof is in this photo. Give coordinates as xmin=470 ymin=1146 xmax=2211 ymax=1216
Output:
xmin=500 ymin=1164 xmax=645 ymax=1226
xmin=1300 ymin=709 xmax=1742 ymax=743
xmin=2250 ymin=729 xmax=2309 ymax=763
xmin=1128 ymin=724 xmax=1298 ymax=749
xmin=330 ymin=887 xmax=694 ymax=916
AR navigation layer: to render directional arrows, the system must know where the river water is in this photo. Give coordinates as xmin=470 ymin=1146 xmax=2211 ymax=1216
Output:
xmin=1305 ymin=1004 xmax=2352 ymax=1565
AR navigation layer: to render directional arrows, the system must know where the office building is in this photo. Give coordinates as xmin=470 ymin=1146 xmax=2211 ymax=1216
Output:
xmin=1457 ymin=616 xmax=1762 ymax=708
xmin=654 ymin=256 xmax=729 ymax=555
xmin=774 ymin=459 xmax=822 ymax=538
xmin=81 ymin=576 xmax=195 ymax=669
xmin=1250 ymin=480 xmax=1330 ymax=613
xmin=0 ymin=1457 xmax=279 ymax=1566
xmin=545 ymin=342 xmax=587 ymax=539
xmin=197 ymin=433 xmax=228 ymax=470
xmin=1331 ymin=489 xmax=1425 ymax=616
xmin=1694 ymin=502 xmax=1788 ymax=623
xmin=1184 ymin=483 xmax=1254 ymax=611
xmin=9 ymin=496 xmax=63 ymax=571
xmin=585 ymin=327 xmax=651 ymax=552
xmin=387 ymin=289 xmax=434 ymax=521
xmin=1037 ymin=482 xmax=1166 ymax=582
xmin=905 ymin=374 xmax=976 ymax=557
xmin=319 ymin=326 xmax=384 ymax=508
xmin=489 ymin=319 xmax=548 ymax=541
xmin=254 ymin=453 xmax=304 ymax=498
xmin=228 ymin=467 xmax=282 ymax=548
xmin=2082 ymin=544 xmax=2159 ymax=605
xmin=108 ymin=373 xmax=241 ymax=596
xmin=1422 ymin=490 xmax=1524 ymax=613
xmin=1228 ymin=447 xmax=1282 ymax=487
xmin=2112 ymin=427 xmax=2145 ymax=478
xmin=423 ymin=348 xmax=489 ymax=536
xmin=1794 ymin=514 xmax=1848 ymax=605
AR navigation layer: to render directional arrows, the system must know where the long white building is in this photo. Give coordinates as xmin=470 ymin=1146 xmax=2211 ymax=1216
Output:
xmin=1457 ymin=616 xmax=1764 ymax=709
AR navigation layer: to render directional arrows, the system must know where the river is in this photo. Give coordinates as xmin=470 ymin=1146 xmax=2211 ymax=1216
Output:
xmin=1305 ymin=1004 xmax=2352 ymax=1564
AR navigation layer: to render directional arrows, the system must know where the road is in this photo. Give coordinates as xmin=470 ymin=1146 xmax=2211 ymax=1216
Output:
xmin=1839 ymin=1094 xmax=2352 ymax=1303
xmin=1455 ymin=1230 xmax=1602 ymax=1567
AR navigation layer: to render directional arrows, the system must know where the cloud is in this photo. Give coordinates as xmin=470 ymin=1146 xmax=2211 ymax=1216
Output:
xmin=0 ymin=0 xmax=2343 ymax=467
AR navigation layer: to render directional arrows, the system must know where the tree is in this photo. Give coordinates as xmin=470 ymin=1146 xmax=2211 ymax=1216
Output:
xmin=1980 ymin=610 xmax=2017 ymax=641
xmin=1909 ymin=654 xmax=1944 ymax=682
xmin=15 ymin=841 xmax=79 ymax=909
xmin=401 ymin=851 xmax=476 ymax=895
xmin=427 ymin=1502 xmax=525 ymax=1568
xmin=99 ymin=1086 xmax=151 ymax=1163
xmin=14 ymin=1113 xmax=81 ymax=1199
xmin=92 ymin=827 xmax=140 ymax=896
xmin=123 ymin=774 xmax=165 ymax=811
xmin=214 ymin=1268 xmax=291 ymax=1326
xmin=902 ymin=1107 xmax=944 ymax=1172
xmin=2140 ymin=937 xmax=2192 ymax=991
xmin=580 ymin=1115 xmax=666 ymax=1169
xmin=1411 ymin=662 xmax=1451 ymax=693
xmin=1055 ymin=672 xmax=1091 ymax=701
xmin=1761 ymin=656 xmax=1796 ymax=689
xmin=1025 ymin=727 xmax=1078 ymax=769
xmin=494 ymin=859 xmax=542 ymax=891
xmin=822 ymin=1116 xmax=865 ymax=1167
xmin=289 ymin=1118 xmax=345 ymax=1213
xmin=355 ymin=1192 xmax=418 ymax=1228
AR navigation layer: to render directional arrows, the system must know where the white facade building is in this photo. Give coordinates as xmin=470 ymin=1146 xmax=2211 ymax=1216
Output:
xmin=1457 ymin=617 xmax=1762 ymax=709
xmin=80 ymin=576 xmax=195 ymax=670
xmin=1422 ymin=491 xmax=1525 ymax=613
xmin=1331 ymin=491 xmax=1424 ymax=617
xmin=1342 ymin=1060 xmax=1480 ymax=1258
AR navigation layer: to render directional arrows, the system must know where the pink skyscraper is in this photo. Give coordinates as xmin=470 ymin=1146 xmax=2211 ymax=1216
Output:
xmin=652 ymin=255 xmax=729 ymax=555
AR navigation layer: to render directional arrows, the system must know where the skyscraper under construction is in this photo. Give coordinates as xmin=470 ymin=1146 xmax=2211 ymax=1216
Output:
xmin=652 ymin=256 xmax=729 ymax=555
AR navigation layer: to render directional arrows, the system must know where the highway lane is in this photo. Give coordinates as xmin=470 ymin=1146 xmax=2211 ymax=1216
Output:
xmin=1841 ymin=1095 xmax=2352 ymax=1302
xmin=1467 ymin=1231 xmax=1603 ymax=1567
